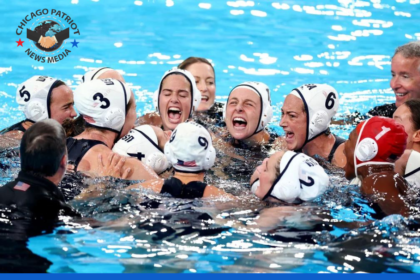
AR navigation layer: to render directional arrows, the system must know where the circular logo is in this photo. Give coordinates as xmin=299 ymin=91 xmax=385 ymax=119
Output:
xmin=33 ymin=20 xmax=63 ymax=52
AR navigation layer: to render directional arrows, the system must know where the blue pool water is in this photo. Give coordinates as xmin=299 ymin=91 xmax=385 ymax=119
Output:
xmin=1 ymin=0 xmax=420 ymax=273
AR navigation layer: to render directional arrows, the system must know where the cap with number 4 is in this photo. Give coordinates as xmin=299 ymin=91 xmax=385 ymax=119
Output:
xmin=164 ymin=122 xmax=216 ymax=173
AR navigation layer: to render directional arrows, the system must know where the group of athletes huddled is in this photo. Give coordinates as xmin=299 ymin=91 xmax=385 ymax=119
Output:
xmin=0 ymin=41 xmax=420 ymax=222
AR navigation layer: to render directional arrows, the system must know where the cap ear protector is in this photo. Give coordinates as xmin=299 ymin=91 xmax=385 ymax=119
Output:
xmin=223 ymin=82 xmax=273 ymax=137
xmin=82 ymin=67 xmax=111 ymax=82
xmin=355 ymin=138 xmax=378 ymax=162
xmin=353 ymin=117 xmax=407 ymax=177
xmin=23 ymin=98 xmax=48 ymax=122
xmin=113 ymin=125 xmax=172 ymax=174
xmin=164 ymin=122 xmax=216 ymax=172
xmin=153 ymin=69 xmax=201 ymax=119
xmin=16 ymin=76 xmax=59 ymax=122
xmin=250 ymin=179 xmax=260 ymax=193
xmin=289 ymin=84 xmax=339 ymax=149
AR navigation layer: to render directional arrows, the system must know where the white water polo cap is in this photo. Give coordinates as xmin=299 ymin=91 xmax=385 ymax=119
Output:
xmin=165 ymin=122 xmax=216 ymax=173
xmin=16 ymin=75 xmax=60 ymax=122
xmin=290 ymin=84 xmax=339 ymax=144
xmin=82 ymin=67 xmax=112 ymax=82
xmin=258 ymin=151 xmax=329 ymax=203
xmin=153 ymin=69 xmax=201 ymax=118
xmin=223 ymin=82 xmax=273 ymax=135
xmin=74 ymin=78 xmax=131 ymax=133
xmin=113 ymin=125 xmax=171 ymax=174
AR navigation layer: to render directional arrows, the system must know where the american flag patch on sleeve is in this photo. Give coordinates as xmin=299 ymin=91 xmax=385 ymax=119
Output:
xmin=14 ymin=181 xmax=31 ymax=191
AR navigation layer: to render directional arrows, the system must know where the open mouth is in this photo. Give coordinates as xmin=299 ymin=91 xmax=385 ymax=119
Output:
xmin=395 ymin=92 xmax=408 ymax=98
xmin=285 ymin=131 xmax=295 ymax=142
xmin=168 ymin=107 xmax=182 ymax=123
xmin=233 ymin=117 xmax=247 ymax=129
xmin=201 ymin=96 xmax=209 ymax=102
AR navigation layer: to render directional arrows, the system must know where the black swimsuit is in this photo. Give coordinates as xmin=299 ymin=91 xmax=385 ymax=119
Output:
xmin=327 ymin=134 xmax=346 ymax=163
xmin=161 ymin=177 xmax=207 ymax=199
xmin=66 ymin=138 xmax=106 ymax=171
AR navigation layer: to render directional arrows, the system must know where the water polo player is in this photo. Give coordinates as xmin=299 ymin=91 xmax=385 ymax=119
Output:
xmin=67 ymin=78 xmax=157 ymax=180
xmin=222 ymin=81 xmax=274 ymax=147
xmin=280 ymin=83 xmax=346 ymax=167
xmin=1 ymin=75 xmax=76 ymax=138
xmin=343 ymin=116 xmax=409 ymax=217
xmin=393 ymin=99 xmax=420 ymax=188
xmin=113 ymin=125 xmax=172 ymax=174
xmin=128 ymin=122 xmax=233 ymax=199
xmin=137 ymin=68 xmax=201 ymax=131
xmin=178 ymin=57 xmax=217 ymax=112
xmin=250 ymin=151 xmax=330 ymax=203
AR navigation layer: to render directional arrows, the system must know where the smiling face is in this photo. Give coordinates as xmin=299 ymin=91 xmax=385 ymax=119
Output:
xmin=159 ymin=74 xmax=192 ymax=131
xmin=151 ymin=125 xmax=172 ymax=150
xmin=225 ymin=87 xmax=261 ymax=140
xmin=185 ymin=62 xmax=215 ymax=111
xmin=49 ymin=85 xmax=77 ymax=124
xmin=279 ymin=94 xmax=307 ymax=151
xmin=391 ymin=53 xmax=420 ymax=108
xmin=250 ymin=151 xmax=284 ymax=199
xmin=343 ymin=130 xmax=357 ymax=180
xmin=393 ymin=104 xmax=415 ymax=149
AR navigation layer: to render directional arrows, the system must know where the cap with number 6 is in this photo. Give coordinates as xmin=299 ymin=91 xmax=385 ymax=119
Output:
xmin=164 ymin=122 xmax=216 ymax=173
xmin=289 ymin=84 xmax=339 ymax=145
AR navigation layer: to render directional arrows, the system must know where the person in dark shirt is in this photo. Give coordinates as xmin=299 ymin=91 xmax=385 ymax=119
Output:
xmin=0 ymin=119 xmax=78 ymax=272
xmin=0 ymin=119 xmax=77 ymax=219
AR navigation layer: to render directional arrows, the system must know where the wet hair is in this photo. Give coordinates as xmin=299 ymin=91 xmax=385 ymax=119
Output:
xmin=20 ymin=119 xmax=66 ymax=177
xmin=404 ymin=99 xmax=420 ymax=131
xmin=394 ymin=41 xmax=420 ymax=64
xmin=49 ymin=80 xmax=67 ymax=103
xmin=178 ymin=57 xmax=216 ymax=83
xmin=62 ymin=115 xmax=85 ymax=137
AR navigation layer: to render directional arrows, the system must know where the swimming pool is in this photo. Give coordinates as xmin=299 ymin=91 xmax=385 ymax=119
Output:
xmin=1 ymin=0 xmax=420 ymax=273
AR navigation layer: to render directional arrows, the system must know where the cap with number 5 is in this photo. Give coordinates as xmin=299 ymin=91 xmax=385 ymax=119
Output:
xmin=16 ymin=75 xmax=60 ymax=122
xmin=164 ymin=122 xmax=216 ymax=173
xmin=289 ymin=84 xmax=339 ymax=145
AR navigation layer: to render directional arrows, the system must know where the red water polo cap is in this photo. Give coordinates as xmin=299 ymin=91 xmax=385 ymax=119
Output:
xmin=354 ymin=117 xmax=407 ymax=174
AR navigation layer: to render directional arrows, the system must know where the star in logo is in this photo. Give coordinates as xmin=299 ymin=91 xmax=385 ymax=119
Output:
xmin=71 ymin=39 xmax=79 ymax=48
xmin=16 ymin=38 xmax=24 ymax=47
